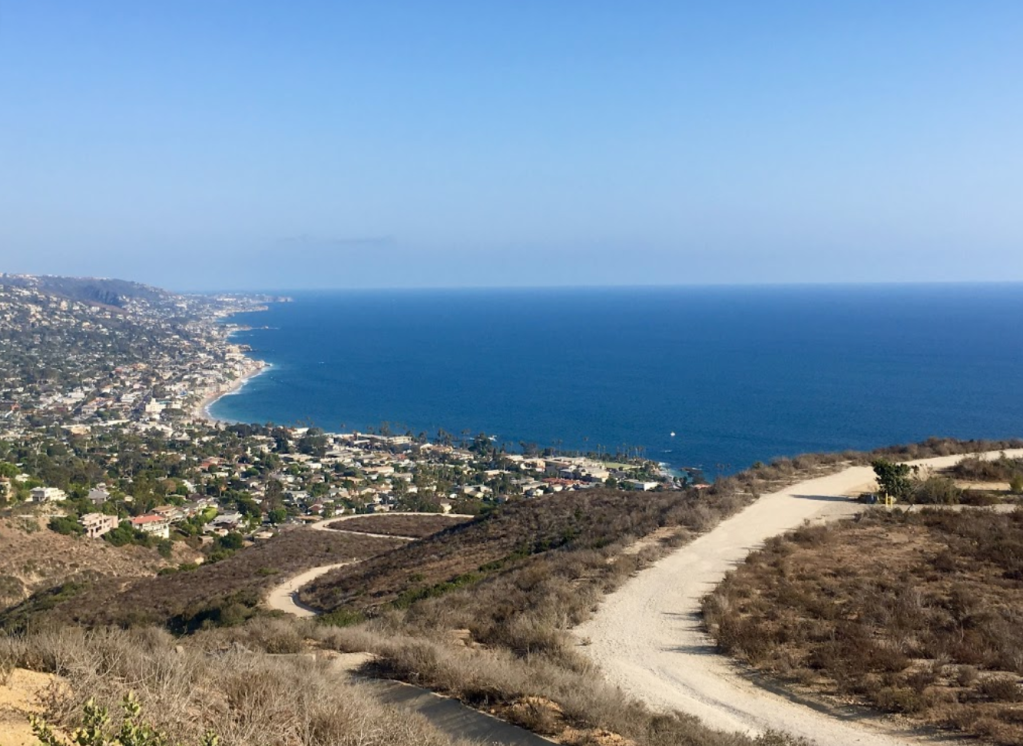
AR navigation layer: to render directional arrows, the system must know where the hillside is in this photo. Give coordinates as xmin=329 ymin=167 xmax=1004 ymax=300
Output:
xmin=0 ymin=273 xmax=172 ymax=308
xmin=704 ymin=508 xmax=1023 ymax=745
xmin=0 ymin=515 xmax=190 ymax=612
xmin=300 ymin=487 xmax=710 ymax=615
xmin=1 ymin=526 xmax=406 ymax=633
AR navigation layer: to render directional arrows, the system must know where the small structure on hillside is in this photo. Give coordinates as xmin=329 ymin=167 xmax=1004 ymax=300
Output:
xmin=81 ymin=513 xmax=119 ymax=539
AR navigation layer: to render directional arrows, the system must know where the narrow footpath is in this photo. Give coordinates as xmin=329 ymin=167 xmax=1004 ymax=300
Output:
xmin=265 ymin=516 xmax=556 ymax=746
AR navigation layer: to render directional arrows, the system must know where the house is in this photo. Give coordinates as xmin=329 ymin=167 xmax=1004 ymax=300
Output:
xmin=87 ymin=486 xmax=111 ymax=505
xmin=625 ymin=480 xmax=660 ymax=492
xmin=151 ymin=505 xmax=185 ymax=522
xmin=206 ymin=511 xmax=243 ymax=533
xmin=130 ymin=514 xmax=171 ymax=539
xmin=80 ymin=513 xmax=119 ymax=539
xmin=31 ymin=486 xmax=67 ymax=503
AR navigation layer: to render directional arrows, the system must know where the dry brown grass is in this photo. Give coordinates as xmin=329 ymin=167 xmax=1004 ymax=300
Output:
xmin=276 ymin=621 xmax=783 ymax=746
xmin=0 ymin=626 xmax=474 ymax=746
xmin=328 ymin=513 xmax=471 ymax=538
xmin=945 ymin=453 xmax=1023 ymax=483
xmin=1 ymin=529 xmax=405 ymax=633
xmin=294 ymin=479 xmax=835 ymax=746
xmin=0 ymin=516 xmax=187 ymax=613
xmin=300 ymin=487 xmax=762 ymax=616
xmin=703 ymin=508 xmax=1023 ymax=745
xmin=6 ymin=438 xmax=1015 ymax=746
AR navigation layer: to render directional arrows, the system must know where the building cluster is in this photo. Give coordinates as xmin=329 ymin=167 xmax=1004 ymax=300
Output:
xmin=0 ymin=279 xmax=279 ymax=441
xmin=0 ymin=274 xmax=686 ymax=549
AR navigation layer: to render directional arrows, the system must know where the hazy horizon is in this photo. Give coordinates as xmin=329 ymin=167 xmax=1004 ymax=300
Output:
xmin=2 ymin=1 xmax=1022 ymax=291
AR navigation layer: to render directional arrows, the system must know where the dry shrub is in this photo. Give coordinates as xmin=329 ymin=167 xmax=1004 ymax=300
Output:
xmin=0 ymin=626 xmax=470 ymax=746
xmin=961 ymin=490 xmax=1002 ymax=506
xmin=913 ymin=476 xmax=961 ymax=505
xmin=324 ymin=625 xmax=785 ymax=746
xmin=980 ymin=676 xmax=1023 ymax=703
xmin=328 ymin=513 xmax=470 ymax=538
xmin=2 ymin=529 xmax=406 ymax=633
xmin=704 ymin=508 xmax=1023 ymax=744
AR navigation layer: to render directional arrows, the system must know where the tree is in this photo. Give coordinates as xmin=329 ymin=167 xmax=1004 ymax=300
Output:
xmin=871 ymin=458 xmax=918 ymax=503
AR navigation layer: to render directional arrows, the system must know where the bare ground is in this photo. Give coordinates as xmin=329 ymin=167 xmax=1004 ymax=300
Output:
xmin=575 ymin=449 xmax=1023 ymax=746
xmin=264 ymin=562 xmax=355 ymax=617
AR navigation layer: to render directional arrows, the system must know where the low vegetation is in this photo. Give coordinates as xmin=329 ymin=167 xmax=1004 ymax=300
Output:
xmin=1 ymin=529 xmax=404 ymax=633
xmin=0 ymin=516 xmax=187 ymax=614
xmin=327 ymin=513 xmax=471 ymax=538
xmin=188 ymin=616 xmax=806 ymax=746
xmin=945 ymin=453 xmax=1023 ymax=490
xmin=300 ymin=486 xmax=748 ymax=616
xmin=703 ymin=508 xmax=1023 ymax=745
xmin=0 ymin=626 xmax=469 ymax=746
xmin=293 ymin=463 xmax=853 ymax=745
xmin=5 ymin=438 xmax=1020 ymax=746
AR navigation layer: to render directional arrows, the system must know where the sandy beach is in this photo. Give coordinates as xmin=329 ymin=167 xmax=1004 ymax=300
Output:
xmin=191 ymin=359 xmax=269 ymax=423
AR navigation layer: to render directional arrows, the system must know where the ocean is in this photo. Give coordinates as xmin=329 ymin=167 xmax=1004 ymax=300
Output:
xmin=210 ymin=284 xmax=1023 ymax=475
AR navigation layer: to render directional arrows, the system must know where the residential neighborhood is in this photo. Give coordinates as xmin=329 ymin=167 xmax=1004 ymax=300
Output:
xmin=0 ymin=275 xmax=694 ymax=559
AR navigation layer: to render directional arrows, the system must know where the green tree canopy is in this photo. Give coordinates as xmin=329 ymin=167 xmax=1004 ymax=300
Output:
xmin=871 ymin=458 xmax=917 ymax=502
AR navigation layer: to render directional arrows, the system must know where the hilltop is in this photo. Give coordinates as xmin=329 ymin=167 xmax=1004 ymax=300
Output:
xmin=0 ymin=273 xmax=173 ymax=308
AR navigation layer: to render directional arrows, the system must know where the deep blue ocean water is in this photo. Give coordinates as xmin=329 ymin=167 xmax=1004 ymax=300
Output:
xmin=210 ymin=285 xmax=1023 ymax=475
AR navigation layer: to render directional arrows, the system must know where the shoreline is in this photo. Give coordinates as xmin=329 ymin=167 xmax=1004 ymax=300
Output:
xmin=192 ymin=360 xmax=271 ymax=424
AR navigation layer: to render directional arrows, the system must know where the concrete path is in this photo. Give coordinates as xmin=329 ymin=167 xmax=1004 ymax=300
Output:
xmin=365 ymin=680 xmax=557 ymax=746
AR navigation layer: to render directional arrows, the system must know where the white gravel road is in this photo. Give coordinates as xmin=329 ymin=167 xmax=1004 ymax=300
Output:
xmin=577 ymin=449 xmax=1023 ymax=746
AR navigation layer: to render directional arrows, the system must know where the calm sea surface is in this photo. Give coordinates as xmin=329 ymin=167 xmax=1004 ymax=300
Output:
xmin=210 ymin=285 xmax=1023 ymax=474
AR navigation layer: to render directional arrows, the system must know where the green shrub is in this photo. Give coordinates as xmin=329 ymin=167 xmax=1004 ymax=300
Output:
xmin=29 ymin=692 xmax=217 ymax=746
xmin=319 ymin=607 xmax=366 ymax=627
xmin=48 ymin=516 xmax=84 ymax=536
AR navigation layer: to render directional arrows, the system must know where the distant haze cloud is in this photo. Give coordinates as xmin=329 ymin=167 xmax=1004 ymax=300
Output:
xmin=274 ymin=235 xmax=396 ymax=250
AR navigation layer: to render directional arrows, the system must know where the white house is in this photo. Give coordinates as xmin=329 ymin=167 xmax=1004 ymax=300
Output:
xmin=31 ymin=486 xmax=67 ymax=503
xmin=130 ymin=514 xmax=170 ymax=539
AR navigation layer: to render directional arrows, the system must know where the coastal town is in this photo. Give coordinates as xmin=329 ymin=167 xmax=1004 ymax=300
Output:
xmin=0 ymin=274 xmax=687 ymax=553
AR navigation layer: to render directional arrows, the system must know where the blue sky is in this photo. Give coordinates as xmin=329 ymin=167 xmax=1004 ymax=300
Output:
xmin=1 ymin=1 xmax=1021 ymax=290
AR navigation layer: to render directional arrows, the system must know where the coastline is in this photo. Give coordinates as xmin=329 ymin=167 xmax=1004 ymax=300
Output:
xmin=192 ymin=359 xmax=270 ymax=423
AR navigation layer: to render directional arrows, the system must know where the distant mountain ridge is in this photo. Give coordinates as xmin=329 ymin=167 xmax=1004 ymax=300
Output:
xmin=0 ymin=273 xmax=172 ymax=308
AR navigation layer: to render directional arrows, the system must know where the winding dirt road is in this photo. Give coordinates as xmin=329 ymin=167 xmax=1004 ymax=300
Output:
xmin=265 ymin=514 xmax=557 ymax=745
xmin=577 ymin=449 xmax=1023 ymax=746
xmin=265 ymin=562 xmax=354 ymax=617
xmin=267 ymin=513 xmax=472 ymax=615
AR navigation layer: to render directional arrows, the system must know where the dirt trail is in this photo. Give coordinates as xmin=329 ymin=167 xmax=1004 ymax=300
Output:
xmin=265 ymin=562 xmax=352 ymax=617
xmin=264 ymin=515 xmax=557 ymax=745
xmin=267 ymin=513 xmax=474 ymax=615
xmin=577 ymin=449 xmax=1023 ymax=746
